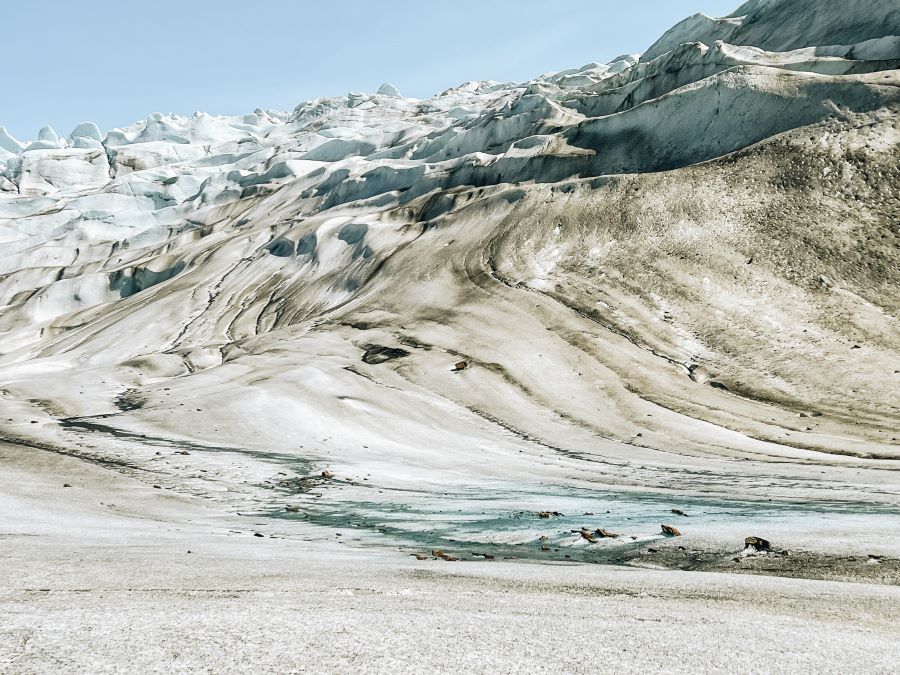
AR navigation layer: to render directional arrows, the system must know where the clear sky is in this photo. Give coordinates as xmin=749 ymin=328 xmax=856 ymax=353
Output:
xmin=1 ymin=1 xmax=738 ymax=141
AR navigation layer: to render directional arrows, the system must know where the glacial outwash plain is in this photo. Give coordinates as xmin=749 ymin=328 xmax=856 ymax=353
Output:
xmin=1 ymin=0 xmax=899 ymax=671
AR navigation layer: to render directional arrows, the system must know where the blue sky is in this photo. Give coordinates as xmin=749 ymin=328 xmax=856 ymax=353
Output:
xmin=2 ymin=1 xmax=737 ymax=141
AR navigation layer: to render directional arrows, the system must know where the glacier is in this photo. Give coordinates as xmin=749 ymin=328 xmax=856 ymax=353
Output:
xmin=0 ymin=0 xmax=898 ymax=593
xmin=2 ymin=0 xmax=900 ymax=670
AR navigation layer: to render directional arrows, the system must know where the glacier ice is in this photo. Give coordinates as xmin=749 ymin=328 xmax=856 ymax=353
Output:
xmin=377 ymin=82 xmax=402 ymax=98
xmin=0 ymin=0 xmax=898 ymax=506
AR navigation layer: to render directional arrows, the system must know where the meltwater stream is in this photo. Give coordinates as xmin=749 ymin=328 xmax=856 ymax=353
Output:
xmin=268 ymin=480 xmax=900 ymax=563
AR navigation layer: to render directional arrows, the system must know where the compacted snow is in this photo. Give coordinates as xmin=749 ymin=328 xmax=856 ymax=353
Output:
xmin=1 ymin=0 xmax=899 ymax=670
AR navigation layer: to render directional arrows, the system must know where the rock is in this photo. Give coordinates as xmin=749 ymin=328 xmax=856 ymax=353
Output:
xmin=594 ymin=528 xmax=621 ymax=538
xmin=671 ymin=508 xmax=688 ymax=516
xmin=412 ymin=554 xmax=429 ymax=560
xmin=452 ymin=361 xmax=468 ymax=372
xmin=744 ymin=536 xmax=771 ymax=551
xmin=362 ymin=344 xmax=410 ymax=365
xmin=284 ymin=505 xmax=301 ymax=513
xmin=63 ymin=483 xmax=72 ymax=488
xmin=431 ymin=549 xmax=460 ymax=561
xmin=254 ymin=532 xmax=264 ymax=537
xmin=153 ymin=485 xmax=162 ymax=489
xmin=538 ymin=511 xmax=563 ymax=518
xmin=321 ymin=470 xmax=334 ymax=479
xmin=661 ymin=524 xmax=682 ymax=536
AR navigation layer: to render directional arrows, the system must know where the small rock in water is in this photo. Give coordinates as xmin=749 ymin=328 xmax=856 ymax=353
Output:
xmin=63 ymin=483 xmax=72 ymax=488
xmin=671 ymin=508 xmax=688 ymax=517
xmin=661 ymin=524 xmax=682 ymax=537
xmin=253 ymin=532 xmax=265 ymax=538
xmin=744 ymin=536 xmax=771 ymax=551
xmin=153 ymin=485 xmax=162 ymax=489
xmin=538 ymin=511 xmax=563 ymax=519
xmin=284 ymin=505 xmax=301 ymax=513
xmin=321 ymin=470 xmax=334 ymax=479
xmin=452 ymin=361 xmax=468 ymax=372
xmin=594 ymin=529 xmax=621 ymax=539
xmin=431 ymin=549 xmax=460 ymax=561
xmin=412 ymin=554 xmax=429 ymax=561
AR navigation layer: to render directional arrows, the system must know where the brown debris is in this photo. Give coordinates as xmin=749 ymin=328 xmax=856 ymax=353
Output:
xmin=580 ymin=529 xmax=598 ymax=543
xmin=594 ymin=529 xmax=621 ymax=539
xmin=744 ymin=536 xmax=771 ymax=551
xmin=431 ymin=549 xmax=460 ymax=561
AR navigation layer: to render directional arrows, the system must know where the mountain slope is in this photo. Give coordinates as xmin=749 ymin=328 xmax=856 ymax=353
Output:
xmin=643 ymin=0 xmax=900 ymax=61
xmin=0 ymin=0 xmax=898 ymax=545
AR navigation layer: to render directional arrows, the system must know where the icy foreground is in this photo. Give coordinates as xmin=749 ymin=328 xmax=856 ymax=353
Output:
xmin=1 ymin=0 xmax=900 ymax=626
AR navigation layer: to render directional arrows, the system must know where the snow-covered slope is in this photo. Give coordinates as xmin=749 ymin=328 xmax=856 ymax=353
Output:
xmin=1 ymin=0 xmax=898 ymax=545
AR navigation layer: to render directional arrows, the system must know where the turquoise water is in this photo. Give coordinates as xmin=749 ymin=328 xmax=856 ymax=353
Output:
xmin=268 ymin=481 xmax=900 ymax=563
